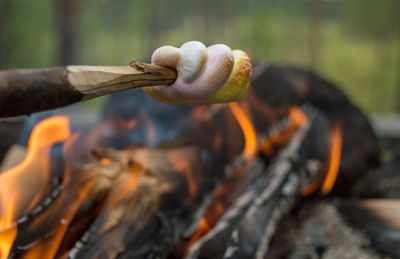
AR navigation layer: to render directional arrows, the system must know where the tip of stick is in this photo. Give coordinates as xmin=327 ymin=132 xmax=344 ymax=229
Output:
xmin=128 ymin=61 xmax=177 ymax=77
xmin=128 ymin=61 xmax=149 ymax=73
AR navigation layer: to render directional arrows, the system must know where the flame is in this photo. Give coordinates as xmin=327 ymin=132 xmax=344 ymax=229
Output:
xmin=100 ymin=157 xmax=113 ymax=166
xmin=260 ymin=106 xmax=307 ymax=156
xmin=0 ymin=116 xmax=70 ymax=258
xmin=300 ymin=123 xmax=343 ymax=196
xmin=22 ymin=182 xmax=93 ymax=259
xmin=320 ymin=123 xmax=342 ymax=195
xmin=300 ymin=173 xmax=324 ymax=196
xmin=186 ymin=218 xmax=211 ymax=249
xmin=228 ymin=102 xmax=257 ymax=158
xmin=0 ymin=199 xmax=17 ymax=259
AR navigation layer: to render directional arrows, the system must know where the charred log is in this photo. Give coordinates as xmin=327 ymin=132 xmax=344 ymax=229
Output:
xmin=187 ymin=117 xmax=312 ymax=259
xmin=250 ymin=65 xmax=381 ymax=195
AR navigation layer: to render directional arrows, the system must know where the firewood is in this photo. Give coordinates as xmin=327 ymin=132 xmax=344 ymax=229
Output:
xmin=67 ymin=102 xmax=248 ymax=258
xmin=67 ymin=105 xmax=328 ymax=259
xmin=250 ymin=65 xmax=381 ymax=195
xmin=0 ymin=62 xmax=176 ymax=117
xmin=187 ymin=113 xmax=312 ymax=259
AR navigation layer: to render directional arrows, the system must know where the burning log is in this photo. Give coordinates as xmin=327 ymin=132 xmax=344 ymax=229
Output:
xmin=67 ymin=102 xmax=252 ymax=258
xmin=66 ymin=106 xmax=331 ymax=258
xmin=186 ymin=116 xmax=312 ymax=259
xmin=250 ymin=65 xmax=381 ymax=195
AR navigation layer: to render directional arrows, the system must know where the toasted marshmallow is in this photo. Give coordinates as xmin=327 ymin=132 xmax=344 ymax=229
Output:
xmin=188 ymin=50 xmax=252 ymax=105
xmin=144 ymin=41 xmax=252 ymax=105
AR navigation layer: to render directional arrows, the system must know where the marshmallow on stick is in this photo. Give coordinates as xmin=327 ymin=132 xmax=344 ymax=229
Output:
xmin=144 ymin=41 xmax=252 ymax=105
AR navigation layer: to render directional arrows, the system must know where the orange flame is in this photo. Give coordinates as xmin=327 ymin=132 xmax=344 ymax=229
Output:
xmin=300 ymin=123 xmax=343 ymax=196
xmin=0 ymin=116 xmax=70 ymax=259
xmin=320 ymin=124 xmax=342 ymax=195
xmin=0 ymin=199 xmax=17 ymax=259
xmin=228 ymin=102 xmax=257 ymax=158
xmin=22 ymin=181 xmax=93 ymax=259
xmin=260 ymin=106 xmax=307 ymax=156
xmin=186 ymin=218 xmax=211 ymax=250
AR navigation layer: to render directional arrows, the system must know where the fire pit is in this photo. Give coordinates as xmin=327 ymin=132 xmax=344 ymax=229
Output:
xmin=0 ymin=63 xmax=391 ymax=258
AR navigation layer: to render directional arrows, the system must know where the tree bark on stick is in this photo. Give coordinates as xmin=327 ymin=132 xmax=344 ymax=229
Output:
xmin=0 ymin=62 xmax=176 ymax=117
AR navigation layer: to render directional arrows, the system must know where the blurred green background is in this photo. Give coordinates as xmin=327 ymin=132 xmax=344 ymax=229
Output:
xmin=0 ymin=0 xmax=398 ymax=113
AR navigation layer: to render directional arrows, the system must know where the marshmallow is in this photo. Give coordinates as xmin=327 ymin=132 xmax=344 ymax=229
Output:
xmin=177 ymin=41 xmax=207 ymax=82
xmin=144 ymin=41 xmax=252 ymax=105
xmin=151 ymin=46 xmax=181 ymax=69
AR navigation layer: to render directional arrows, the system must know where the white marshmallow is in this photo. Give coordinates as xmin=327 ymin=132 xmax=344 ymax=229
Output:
xmin=151 ymin=46 xmax=181 ymax=69
xmin=177 ymin=41 xmax=207 ymax=82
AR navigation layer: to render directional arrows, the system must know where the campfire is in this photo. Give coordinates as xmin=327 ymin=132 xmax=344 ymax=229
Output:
xmin=0 ymin=53 xmax=389 ymax=257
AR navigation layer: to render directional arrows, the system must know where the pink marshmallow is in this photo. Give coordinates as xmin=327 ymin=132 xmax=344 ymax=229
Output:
xmin=153 ymin=44 xmax=234 ymax=101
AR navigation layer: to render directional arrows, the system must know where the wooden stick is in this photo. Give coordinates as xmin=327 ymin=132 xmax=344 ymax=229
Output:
xmin=0 ymin=61 xmax=177 ymax=117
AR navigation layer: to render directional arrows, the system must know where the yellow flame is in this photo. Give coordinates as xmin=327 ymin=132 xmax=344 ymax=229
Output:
xmin=0 ymin=116 xmax=70 ymax=258
xmin=0 ymin=196 xmax=17 ymax=259
xmin=228 ymin=102 xmax=257 ymax=158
